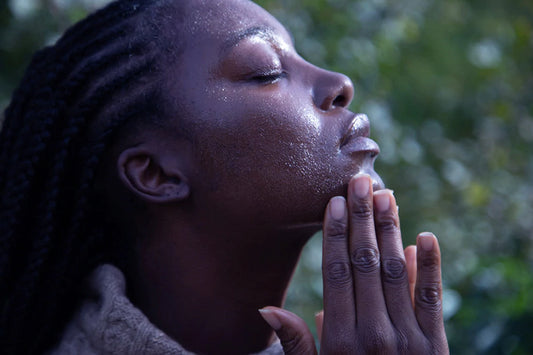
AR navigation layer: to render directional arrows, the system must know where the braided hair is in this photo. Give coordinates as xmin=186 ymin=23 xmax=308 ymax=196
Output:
xmin=0 ymin=0 xmax=186 ymax=353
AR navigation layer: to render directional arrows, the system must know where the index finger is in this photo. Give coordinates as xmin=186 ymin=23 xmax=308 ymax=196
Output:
xmin=321 ymin=196 xmax=356 ymax=346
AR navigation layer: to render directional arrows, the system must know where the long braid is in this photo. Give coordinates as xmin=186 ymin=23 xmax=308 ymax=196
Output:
xmin=0 ymin=0 xmax=184 ymax=353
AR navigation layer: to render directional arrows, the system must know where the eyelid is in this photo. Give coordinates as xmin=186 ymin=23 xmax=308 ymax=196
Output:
xmin=249 ymin=68 xmax=287 ymax=84
xmin=252 ymin=67 xmax=282 ymax=77
xmin=246 ymin=56 xmax=282 ymax=75
xmin=222 ymin=38 xmax=288 ymax=83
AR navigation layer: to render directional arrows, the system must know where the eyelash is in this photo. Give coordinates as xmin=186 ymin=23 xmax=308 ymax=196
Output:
xmin=251 ymin=70 xmax=286 ymax=84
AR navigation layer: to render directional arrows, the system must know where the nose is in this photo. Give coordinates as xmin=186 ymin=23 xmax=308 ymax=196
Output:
xmin=313 ymin=69 xmax=354 ymax=111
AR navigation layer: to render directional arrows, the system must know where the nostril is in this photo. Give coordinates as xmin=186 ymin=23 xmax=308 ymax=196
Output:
xmin=332 ymin=95 xmax=347 ymax=108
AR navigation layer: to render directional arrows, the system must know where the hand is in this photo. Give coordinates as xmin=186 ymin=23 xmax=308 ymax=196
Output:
xmin=314 ymin=243 xmax=418 ymax=342
xmin=259 ymin=174 xmax=448 ymax=354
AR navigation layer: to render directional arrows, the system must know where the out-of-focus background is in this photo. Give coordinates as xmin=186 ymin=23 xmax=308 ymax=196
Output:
xmin=1 ymin=0 xmax=532 ymax=353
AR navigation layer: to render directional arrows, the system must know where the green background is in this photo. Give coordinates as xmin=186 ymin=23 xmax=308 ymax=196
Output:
xmin=1 ymin=0 xmax=532 ymax=353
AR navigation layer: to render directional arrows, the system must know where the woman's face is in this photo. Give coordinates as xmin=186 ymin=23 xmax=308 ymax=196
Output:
xmin=164 ymin=0 xmax=383 ymax=230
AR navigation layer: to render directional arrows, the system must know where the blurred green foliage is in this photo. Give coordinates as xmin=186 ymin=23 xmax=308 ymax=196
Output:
xmin=1 ymin=0 xmax=532 ymax=353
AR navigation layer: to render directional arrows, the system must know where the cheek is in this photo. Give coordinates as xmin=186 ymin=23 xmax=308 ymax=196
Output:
xmin=190 ymin=90 xmax=363 ymax=222
xmin=244 ymin=105 xmax=347 ymax=191
xmin=196 ymin=108 xmax=339 ymax=201
xmin=227 ymin=103 xmax=324 ymax=173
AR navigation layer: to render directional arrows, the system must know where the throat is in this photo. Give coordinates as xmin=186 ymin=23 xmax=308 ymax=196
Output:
xmin=128 ymin=227 xmax=309 ymax=354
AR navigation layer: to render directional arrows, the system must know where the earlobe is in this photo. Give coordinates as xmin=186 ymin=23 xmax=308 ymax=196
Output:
xmin=118 ymin=147 xmax=190 ymax=203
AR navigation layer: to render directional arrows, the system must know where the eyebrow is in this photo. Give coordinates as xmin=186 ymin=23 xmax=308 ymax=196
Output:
xmin=222 ymin=25 xmax=294 ymax=55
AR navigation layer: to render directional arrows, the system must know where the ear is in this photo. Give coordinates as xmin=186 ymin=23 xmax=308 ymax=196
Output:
xmin=117 ymin=146 xmax=190 ymax=203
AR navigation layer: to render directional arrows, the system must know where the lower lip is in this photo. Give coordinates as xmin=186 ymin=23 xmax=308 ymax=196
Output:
xmin=340 ymin=137 xmax=380 ymax=156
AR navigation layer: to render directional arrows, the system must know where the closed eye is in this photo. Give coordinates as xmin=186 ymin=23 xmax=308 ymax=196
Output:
xmin=251 ymin=71 xmax=286 ymax=84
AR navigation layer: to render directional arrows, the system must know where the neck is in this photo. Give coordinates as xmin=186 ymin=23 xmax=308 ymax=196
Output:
xmin=128 ymin=220 xmax=317 ymax=354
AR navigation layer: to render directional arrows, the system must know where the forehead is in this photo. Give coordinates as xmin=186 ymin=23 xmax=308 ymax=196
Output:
xmin=181 ymin=0 xmax=292 ymax=50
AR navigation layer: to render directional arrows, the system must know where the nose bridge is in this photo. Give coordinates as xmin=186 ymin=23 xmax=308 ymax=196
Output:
xmin=312 ymin=66 xmax=354 ymax=111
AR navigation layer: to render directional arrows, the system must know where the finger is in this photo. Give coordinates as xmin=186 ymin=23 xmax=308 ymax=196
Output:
xmin=259 ymin=307 xmax=317 ymax=355
xmin=314 ymin=310 xmax=323 ymax=343
xmin=414 ymin=233 xmax=448 ymax=350
xmin=374 ymin=189 xmax=418 ymax=332
xmin=347 ymin=174 xmax=388 ymax=326
xmin=321 ymin=196 xmax=356 ymax=346
xmin=404 ymin=245 xmax=417 ymax=307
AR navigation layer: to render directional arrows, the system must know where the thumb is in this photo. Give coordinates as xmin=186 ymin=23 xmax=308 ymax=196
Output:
xmin=259 ymin=306 xmax=317 ymax=355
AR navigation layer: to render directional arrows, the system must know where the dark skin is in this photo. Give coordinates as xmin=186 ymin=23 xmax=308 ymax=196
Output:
xmin=103 ymin=0 xmax=448 ymax=353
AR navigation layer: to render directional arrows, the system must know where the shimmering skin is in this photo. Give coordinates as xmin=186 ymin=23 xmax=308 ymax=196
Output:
xmin=107 ymin=1 xmax=408 ymax=354
xmin=163 ymin=0 xmax=383 ymax=230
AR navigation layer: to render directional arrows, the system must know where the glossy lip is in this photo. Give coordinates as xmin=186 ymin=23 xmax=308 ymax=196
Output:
xmin=339 ymin=113 xmax=384 ymax=190
xmin=339 ymin=113 xmax=380 ymax=158
xmin=340 ymin=113 xmax=371 ymax=147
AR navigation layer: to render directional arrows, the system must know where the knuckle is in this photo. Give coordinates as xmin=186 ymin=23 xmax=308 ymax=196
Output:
xmin=416 ymin=282 xmax=442 ymax=309
xmin=351 ymin=247 xmax=380 ymax=273
xmin=395 ymin=330 xmax=409 ymax=353
xmin=324 ymin=261 xmax=352 ymax=288
xmin=362 ymin=328 xmax=396 ymax=353
xmin=280 ymin=336 xmax=314 ymax=355
xmin=382 ymin=257 xmax=407 ymax=283
xmin=351 ymin=201 xmax=373 ymax=219
xmin=375 ymin=214 xmax=399 ymax=233
xmin=420 ymin=252 xmax=440 ymax=272
xmin=325 ymin=220 xmax=348 ymax=240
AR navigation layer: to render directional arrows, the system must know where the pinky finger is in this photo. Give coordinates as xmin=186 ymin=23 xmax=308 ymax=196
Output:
xmin=404 ymin=245 xmax=417 ymax=308
xmin=414 ymin=233 xmax=448 ymax=352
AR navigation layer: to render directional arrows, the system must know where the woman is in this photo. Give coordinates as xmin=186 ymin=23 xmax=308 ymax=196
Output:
xmin=0 ymin=0 xmax=448 ymax=353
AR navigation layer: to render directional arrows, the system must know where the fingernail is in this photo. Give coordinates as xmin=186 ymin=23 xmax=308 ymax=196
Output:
xmin=258 ymin=308 xmax=282 ymax=330
xmin=418 ymin=232 xmax=435 ymax=251
xmin=330 ymin=197 xmax=345 ymax=220
xmin=353 ymin=173 xmax=370 ymax=198
xmin=374 ymin=190 xmax=391 ymax=212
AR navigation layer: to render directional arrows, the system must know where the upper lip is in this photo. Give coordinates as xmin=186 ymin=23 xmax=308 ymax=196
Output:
xmin=339 ymin=113 xmax=371 ymax=147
